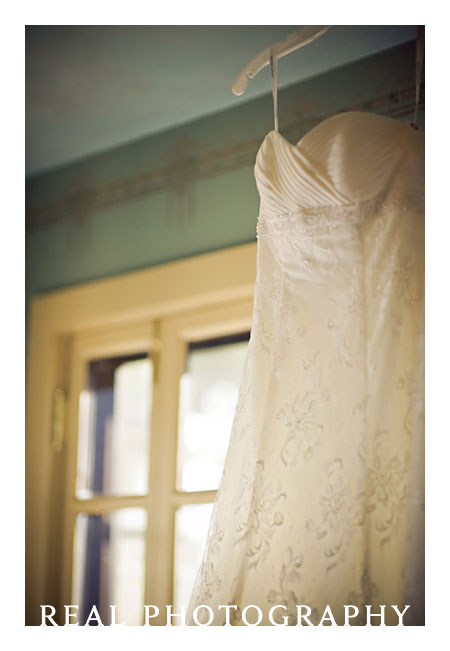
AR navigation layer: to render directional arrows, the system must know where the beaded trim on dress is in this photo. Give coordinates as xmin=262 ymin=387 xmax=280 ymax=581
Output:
xmin=256 ymin=187 xmax=424 ymax=239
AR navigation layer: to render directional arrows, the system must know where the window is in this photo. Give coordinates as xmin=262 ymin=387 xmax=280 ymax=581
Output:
xmin=67 ymin=316 xmax=250 ymax=624
xmin=72 ymin=353 xmax=152 ymax=624
xmin=67 ymin=326 xmax=249 ymax=624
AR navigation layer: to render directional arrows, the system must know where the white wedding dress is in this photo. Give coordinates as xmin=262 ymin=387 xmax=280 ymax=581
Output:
xmin=186 ymin=85 xmax=425 ymax=626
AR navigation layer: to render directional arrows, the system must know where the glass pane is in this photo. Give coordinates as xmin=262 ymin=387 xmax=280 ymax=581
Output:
xmin=77 ymin=354 xmax=152 ymax=498
xmin=173 ymin=503 xmax=214 ymax=611
xmin=177 ymin=333 xmax=249 ymax=492
xmin=72 ymin=508 xmax=147 ymax=625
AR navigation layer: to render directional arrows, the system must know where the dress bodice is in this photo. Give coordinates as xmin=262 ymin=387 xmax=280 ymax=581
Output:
xmin=254 ymin=111 xmax=424 ymax=218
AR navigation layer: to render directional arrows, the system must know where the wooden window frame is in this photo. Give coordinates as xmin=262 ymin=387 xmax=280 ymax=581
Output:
xmin=25 ymin=241 xmax=256 ymax=626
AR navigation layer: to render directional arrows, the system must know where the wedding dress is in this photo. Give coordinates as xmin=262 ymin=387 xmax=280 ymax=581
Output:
xmin=186 ymin=62 xmax=425 ymax=626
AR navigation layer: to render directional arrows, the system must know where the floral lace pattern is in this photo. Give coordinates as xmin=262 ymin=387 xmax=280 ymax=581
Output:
xmin=234 ymin=460 xmax=287 ymax=570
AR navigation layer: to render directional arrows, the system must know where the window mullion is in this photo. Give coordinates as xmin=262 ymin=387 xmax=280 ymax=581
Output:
xmin=70 ymin=494 xmax=149 ymax=514
xmin=170 ymin=490 xmax=217 ymax=507
xmin=145 ymin=317 xmax=186 ymax=623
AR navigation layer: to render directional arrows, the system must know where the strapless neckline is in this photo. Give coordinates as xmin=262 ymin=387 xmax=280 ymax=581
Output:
xmin=257 ymin=110 xmax=423 ymax=158
xmin=254 ymin=109 xmax=424 ymax=216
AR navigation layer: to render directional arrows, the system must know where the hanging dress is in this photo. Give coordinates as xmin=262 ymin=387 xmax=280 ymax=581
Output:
xmin=185 ymin=55 xmax=425 ymax=627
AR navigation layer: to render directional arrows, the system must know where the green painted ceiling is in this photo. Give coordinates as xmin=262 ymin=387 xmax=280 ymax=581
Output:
xmin=26 ymin=25 xmax=417 ymax=177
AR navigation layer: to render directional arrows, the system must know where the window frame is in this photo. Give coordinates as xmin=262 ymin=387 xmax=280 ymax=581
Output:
xmin=25 ymin=241 xmax=256 ymax=626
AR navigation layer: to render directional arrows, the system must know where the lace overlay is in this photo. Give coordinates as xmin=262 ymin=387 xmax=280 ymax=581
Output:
xmin=186 ymin=111 xmax=424 ymax=626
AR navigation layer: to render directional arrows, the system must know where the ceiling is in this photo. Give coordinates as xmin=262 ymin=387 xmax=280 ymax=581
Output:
xmin=25 ymin=25 xmax=417 ymax=177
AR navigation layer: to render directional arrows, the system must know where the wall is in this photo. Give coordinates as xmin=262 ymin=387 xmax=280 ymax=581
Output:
xmin=26 ymin=40 xmax=424 ymax=335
